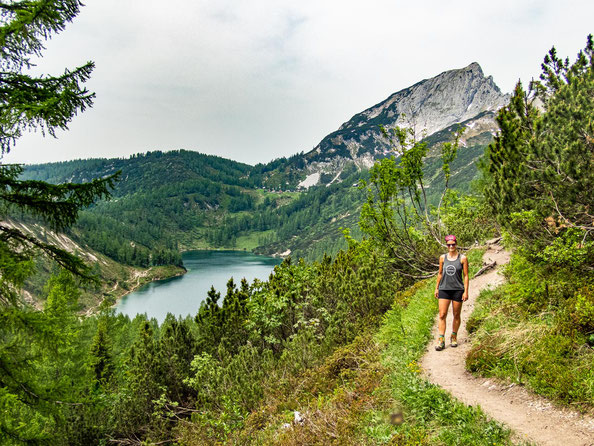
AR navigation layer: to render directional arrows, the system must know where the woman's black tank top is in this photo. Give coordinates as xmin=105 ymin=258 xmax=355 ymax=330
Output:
xmin=438 ymin=253 xmax=464 ymax=290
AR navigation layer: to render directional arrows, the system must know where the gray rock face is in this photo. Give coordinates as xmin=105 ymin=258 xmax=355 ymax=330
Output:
xmin=352 ymin=62 xmax=508 ymax=137
xmin=297 ymin=63 xmax=509 ymax=188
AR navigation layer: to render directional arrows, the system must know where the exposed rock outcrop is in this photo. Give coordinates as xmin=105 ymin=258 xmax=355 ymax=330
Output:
xmin=298 ymin=63 xmax=509 ymax=188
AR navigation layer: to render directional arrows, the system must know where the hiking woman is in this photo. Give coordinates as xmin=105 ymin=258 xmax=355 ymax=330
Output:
xmin=434 ymin=234 xmax=469 ymax=351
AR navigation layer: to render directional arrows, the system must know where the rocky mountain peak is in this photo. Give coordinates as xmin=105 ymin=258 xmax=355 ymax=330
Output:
xmin=296 ymin=63 xmax=510 ymax=189
xmin=465 ymin=61 xmax=483 ymax=74
xmin=347 ymin=62 xmax=507 ymax=137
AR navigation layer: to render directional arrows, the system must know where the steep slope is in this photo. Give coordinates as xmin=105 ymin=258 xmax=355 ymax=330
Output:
xmin=5 ymin=218 xmax=185 ymax=312
xmin=296 ymin=63 xmax=508 ymax=188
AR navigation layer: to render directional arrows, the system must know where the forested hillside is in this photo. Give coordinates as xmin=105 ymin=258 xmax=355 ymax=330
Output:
xmin=21 ymin=58 xmax=506 ymax=274
xmin=2 ymin=2 xmax=592 ymax=445
xmin=22 ymin=114 xmax=493 ymax=273
xmin=22 ymin=151 xmax=365 ymax=264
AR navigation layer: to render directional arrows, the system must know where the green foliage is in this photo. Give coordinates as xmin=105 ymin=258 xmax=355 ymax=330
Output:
xmin=114 ymin=321 xmax=166 ymax=437
xmin=362 ymin=263 xmax=512 ymax=446
xmin=0 ymin=2 xmax=123 ymax=444
xmin=482 ymin=35 xmax=594 ymax=264
xmin=467 ymin=37 xmax=594 ymax=409
xmin=0 ymin=0 xmax=96 ymax=153
xmin=468 ymin=38 xmax=594 ymax=411
xmin=0 ymin=237 xmax=392 ymax=444
xmin=0 ymin=270 xmax=100 ymax=445
xmin=165 ymin=241 xmax=400 ymax=443
xmin=228 ymin=249 xmax=510 ymax=446
xmin=534 ymin=227 xmax=594 ymax=269
xmin=22 ymin=153 xmax=370 ymax=264
xmin=6 ymin=13 xmax=593 ymax=446
xmin=87 ymin=317 xmax=113 ymax=388
xmin=0 ymin=0 xmax=119 ymax=287
xmin=20 ymin=150 xmax=260 ymax=266
xmin=0 ymin=386 xmax=54 ymax=445
xmin=43 ymin=270 xmax=80 ymax=340
xmin=440 ymin=192 xmax=496 ymax=246
xmin=0 ymin=165 xmax=117 ymax=294
xmin=359 ymin=125 xmax=466 ymax=279
xmin=467 ymin=264 xmax=594 ymax=407
xmin=571 ymin=285 xmax=594 ymax=333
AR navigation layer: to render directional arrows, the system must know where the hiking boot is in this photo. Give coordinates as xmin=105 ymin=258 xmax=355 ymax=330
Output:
xmin=450 ymin=333 xmax=458 ymax=348
xmin=435 ymin=337 xmax=445 ymax=351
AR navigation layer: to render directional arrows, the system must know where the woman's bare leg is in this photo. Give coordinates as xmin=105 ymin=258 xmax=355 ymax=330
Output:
xmin=452 ymin=301 xmax=463 ymax=334
xmin=438 ymin=298 xmax=451 ymax=335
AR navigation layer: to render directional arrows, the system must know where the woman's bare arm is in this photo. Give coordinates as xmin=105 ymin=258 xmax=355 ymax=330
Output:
xmin=462 ymin=255 xmax=469 ymax=301
xmin=434 ymin=255 xmax=444 ymax=298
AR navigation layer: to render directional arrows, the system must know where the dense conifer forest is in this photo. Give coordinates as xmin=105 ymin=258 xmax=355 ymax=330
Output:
xmin=1 ymin=1 xmax=592 ymax=444
xmin=21 ymin=150 xmax=367 ymax=264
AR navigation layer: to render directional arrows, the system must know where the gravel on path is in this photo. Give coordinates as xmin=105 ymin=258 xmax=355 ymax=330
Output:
xmin=420 ymin=244 xmax=594 ymax=446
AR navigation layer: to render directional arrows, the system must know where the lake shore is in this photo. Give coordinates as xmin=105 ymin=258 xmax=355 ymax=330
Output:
xmin=114 ymin=250 xmax=281 ymax=323
xmin=101 ymin=264 xmax=187 ymax=308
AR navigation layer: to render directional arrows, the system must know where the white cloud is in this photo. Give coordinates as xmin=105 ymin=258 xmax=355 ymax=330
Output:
xmin=4 ymin=0 xmax=594 ymax=165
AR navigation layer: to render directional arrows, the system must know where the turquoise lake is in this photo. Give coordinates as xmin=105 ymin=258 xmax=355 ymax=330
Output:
xmin=115 ymin=250 xmax=282 ymax=323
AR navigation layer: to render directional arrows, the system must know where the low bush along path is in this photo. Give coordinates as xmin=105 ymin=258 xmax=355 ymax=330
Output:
xmin=420 ymin=241 xmax=594 ymax=446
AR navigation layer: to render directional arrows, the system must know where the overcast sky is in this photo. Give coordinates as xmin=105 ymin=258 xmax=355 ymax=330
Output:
xmin=4 ymin=0 xmax=593 ymax=166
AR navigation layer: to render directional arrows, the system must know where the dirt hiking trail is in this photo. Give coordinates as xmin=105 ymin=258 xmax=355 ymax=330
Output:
xmin=420 ymin=242 xmax=594 ymax=446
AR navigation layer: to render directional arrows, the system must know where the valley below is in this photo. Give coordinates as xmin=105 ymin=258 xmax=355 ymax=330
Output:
xmin=5 ymin=32 xmax=593 ymax=445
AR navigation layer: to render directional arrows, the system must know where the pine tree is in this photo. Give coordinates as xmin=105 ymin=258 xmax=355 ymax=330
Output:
xmin=483 ymin=35 xmax=594 ymax=259
xmin=0 ymin=0 xmax=119 ymax=303
xmin=1 ymin=0 xmax=95 ymax=153
xmin=87 ymin=318 xmax=114 ymax=388
xmin=195 ymin=285 xmax=223 ymax=352
xmin=115 ymin=320 xmax=164 ymax=440
xmin=0 ymin=2 xmax=118 ymax=444
xmin=220 ymin=277 xmax=250 ymax=353
xmin=159 ymin=315 xmax=196 ymax=404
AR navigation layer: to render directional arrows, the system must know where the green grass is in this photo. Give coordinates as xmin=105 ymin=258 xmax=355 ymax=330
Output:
xmin=466 ymin=275 xmax=594 ymax=410
xmin=253 ymin=189 xmax=302 ymax=204
xmin=359 ymin=249 xmax=518 ymax=445
xmin=235 ymin=230 xmax=277 ymax=251
xmin=217 ymin=249 xmax=518 ymax=445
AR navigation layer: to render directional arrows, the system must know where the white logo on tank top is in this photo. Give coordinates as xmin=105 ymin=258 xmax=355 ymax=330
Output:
xmin=445 ymin=264 xmax=456 ymax=276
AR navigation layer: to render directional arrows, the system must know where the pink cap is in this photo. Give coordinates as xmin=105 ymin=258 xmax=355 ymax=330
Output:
xmin=445 ymin=234 xmax=457 ymax=242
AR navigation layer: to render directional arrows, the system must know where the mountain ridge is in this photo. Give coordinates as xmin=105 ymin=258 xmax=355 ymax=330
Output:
xmin=296 ymin=62 xmax=509 ymax=188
